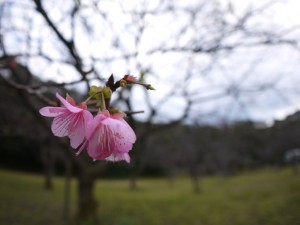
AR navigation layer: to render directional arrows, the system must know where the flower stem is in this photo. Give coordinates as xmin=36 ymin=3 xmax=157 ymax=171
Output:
xmin=84 ymin=95 xmax=93 ymax=104
xmin=99 ymin=92 xmax=106 ymax=112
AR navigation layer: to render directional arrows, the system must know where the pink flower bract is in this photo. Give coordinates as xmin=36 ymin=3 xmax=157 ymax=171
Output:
xmin=39 ymin=93 xmax=93 ymax=149
xmin=123 ymin=75 xmax=137 ymax=83
xmin=84 ymin=110 xmax=136 ymax=163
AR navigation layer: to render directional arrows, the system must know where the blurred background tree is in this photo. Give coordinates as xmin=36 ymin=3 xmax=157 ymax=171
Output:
xmin=1 ymin=0 xmax=300 ymax=222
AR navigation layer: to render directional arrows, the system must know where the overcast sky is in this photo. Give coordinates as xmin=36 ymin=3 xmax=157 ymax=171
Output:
xmin=2 ymin=0 xmax=300 ymax=125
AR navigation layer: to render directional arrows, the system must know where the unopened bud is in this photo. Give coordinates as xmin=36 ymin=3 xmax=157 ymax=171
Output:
xmin=119 ymin=79 xmax=127 ymax=87
xmin=146 ymin=85 xmax=155 ymax=90
xmin=123 ymin=75 xmax=137 ymax=83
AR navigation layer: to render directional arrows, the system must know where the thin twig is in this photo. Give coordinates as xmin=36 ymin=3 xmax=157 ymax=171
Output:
xmin=0 ymin=74 xmax=57 ymax=106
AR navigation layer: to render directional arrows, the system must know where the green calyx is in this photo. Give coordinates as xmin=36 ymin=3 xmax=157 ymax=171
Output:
xmin=89 ymin=86 xmax=102 ymax=99
xmin=88 ymin=86 xmax=112 ymax=112
xmin=89 ymin=86 xmax=112 ymax=99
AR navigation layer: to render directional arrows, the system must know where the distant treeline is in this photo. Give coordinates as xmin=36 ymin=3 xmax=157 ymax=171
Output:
xmin=1 ymin=80 xmax=300 ymax=177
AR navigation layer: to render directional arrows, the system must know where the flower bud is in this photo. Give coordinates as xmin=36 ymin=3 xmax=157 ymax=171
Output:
xmin=119 ymin=79 xmax=127 ymax=87
xmin=123 ymin=75 xmax=137 ymax=83
xmin=146 ymin=84 xmax=155 ymax=90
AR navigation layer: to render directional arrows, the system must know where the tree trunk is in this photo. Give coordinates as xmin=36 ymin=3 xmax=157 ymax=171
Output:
xmin=63 ymin=159 xmax=71 ymax=221
xmin=129 ymin=159 xmax=143 ymax=190
xmin=291 ymin=159 xmax=298 ymax=175
xmin=192 ymin=175 xmax=201 ymax=193
xmin=44 ymin=158 xmax=54 ymax=190
xmin=167 ymin=169 xmax=176 ymax=188
xmin=130 ymin=173 xmax=138 ymax=190
xmin=77 ymin=171 xmax=98 ymax=222
xmin=189 ymin=168 xmax=201 ymax=193
xmin=129 ymin=157 xmax=138 ymax=190
xmin=42 ymin=143 xmax=54 ymax=190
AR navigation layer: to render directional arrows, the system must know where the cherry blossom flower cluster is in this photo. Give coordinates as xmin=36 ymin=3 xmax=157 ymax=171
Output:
xmin=39 ymin=75 xmax=154 ymax=163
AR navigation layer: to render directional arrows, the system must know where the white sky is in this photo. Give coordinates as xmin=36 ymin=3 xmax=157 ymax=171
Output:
xmin=2 ymin=0 xmax=300 ymax=125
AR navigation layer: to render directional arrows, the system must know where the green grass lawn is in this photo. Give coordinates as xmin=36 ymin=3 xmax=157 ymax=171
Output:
xmin=0 ymin=167 xmax=299 ymax=225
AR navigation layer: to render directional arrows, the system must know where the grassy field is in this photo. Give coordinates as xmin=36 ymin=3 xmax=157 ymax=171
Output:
xmin=0 ymin=168 xmax=299 ymax=225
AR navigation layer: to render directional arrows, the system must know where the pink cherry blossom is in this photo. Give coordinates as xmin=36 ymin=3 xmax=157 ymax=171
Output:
xmin=39 ymin=93 xmax=93 ymax=149
xmin=81 ymin=110 xmax=136 ymax=163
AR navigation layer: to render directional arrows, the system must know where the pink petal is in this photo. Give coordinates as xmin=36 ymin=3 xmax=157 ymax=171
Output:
xmin=65 ymin=110 xmax=92 ymax=149
xmin=82 ymin=110 xmax=93 ymax=136
xmin=69 ymin=114 xmax=85 ymax=148
xmin=114 ymin=139 xmax=134 ymax=153
xmin=56 ymin=93 xmax=83 ymax=113
xmin=51 ymin=111 xmax=76 ymax=137
xmin=85 ymin=111 xmax=136 ymax=161
xmin=85 ymin=113 xmax=106 ymax=140
xmin=116 ymin=117 xmax=136 ymax=143
xmin=124 ymin=75 xmax=137 ymax=82
xmin=39 ymin=107 xmax=66 ymax=117
xmin=87 ymin=127 xmax=111 ymax=160
xmin=102 ymin=117 xmax=136 ymax=152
